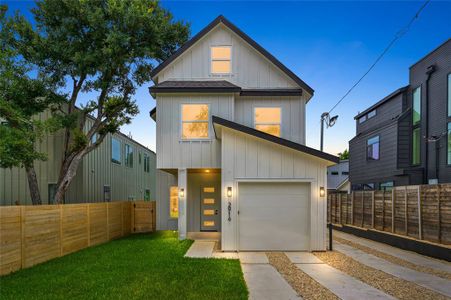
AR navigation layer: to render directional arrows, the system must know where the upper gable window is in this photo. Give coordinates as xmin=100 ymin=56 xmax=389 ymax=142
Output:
xmin=211 ymin=46 xmax=231 ymax=74
xmin=181 ymin=104 xmax=209 ymax=139
xmin=254 ymin=107 xmax=281 ymax=137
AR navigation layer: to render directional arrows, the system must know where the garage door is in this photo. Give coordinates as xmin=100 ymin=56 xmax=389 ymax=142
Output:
xmin=238 ymin=182 xmax=310 ymax=251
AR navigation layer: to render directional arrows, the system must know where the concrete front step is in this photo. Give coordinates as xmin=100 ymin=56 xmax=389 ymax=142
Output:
xmin=184 ymin=241 xmax=215 ymax=258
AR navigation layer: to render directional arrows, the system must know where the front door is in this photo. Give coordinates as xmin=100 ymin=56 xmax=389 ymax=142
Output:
xmin=200 ymin=185 xmax=220 ymax=231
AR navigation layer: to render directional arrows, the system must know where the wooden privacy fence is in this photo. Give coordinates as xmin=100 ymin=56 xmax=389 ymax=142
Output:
xmin=0 ymin=201 xmax=156 ymax=276
xmin=328 ymin=184 xmax=451 ymax=245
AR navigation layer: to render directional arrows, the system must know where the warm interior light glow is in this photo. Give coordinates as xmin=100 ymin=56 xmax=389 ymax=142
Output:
xmin=170 ymin=186 xmax=179 ymax=218
xmin=181 ymin=104 xmax=209 ymax=139
xmin=179 ymin=188 xmax=185 ymax=198
xmin=205 ymin=169 xmax=210 ymax=173
xmin=254 ymin=107 xmax=281 ymax=137
xmin=319 ymin=187 xmax=325 ymax=197
xmin=211 ymin=46 xmax=231 ymax=74
xmin=227 ymin=186 xmax=232 ymax=198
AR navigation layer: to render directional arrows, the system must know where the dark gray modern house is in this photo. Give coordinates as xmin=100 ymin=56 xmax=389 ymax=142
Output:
xmin=349 ymin=39 xmax=451 ymax=190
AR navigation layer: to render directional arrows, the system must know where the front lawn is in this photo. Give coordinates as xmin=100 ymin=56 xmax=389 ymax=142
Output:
xmin=0 ymin=231 xmax=248 ymax=300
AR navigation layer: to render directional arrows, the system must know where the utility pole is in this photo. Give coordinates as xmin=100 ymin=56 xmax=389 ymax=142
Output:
xmin=320 ymin=112 xmax=338 ymax=152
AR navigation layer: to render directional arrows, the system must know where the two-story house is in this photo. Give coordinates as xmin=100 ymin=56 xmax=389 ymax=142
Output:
xmin=349 ymin=39 xmax=451 ymax=190
xmin=149 ymin=16 xmax=338 ymax=251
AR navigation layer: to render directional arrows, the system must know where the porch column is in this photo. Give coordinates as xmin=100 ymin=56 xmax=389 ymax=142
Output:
xmin=178 ymin=168 xmax=187 ymax=240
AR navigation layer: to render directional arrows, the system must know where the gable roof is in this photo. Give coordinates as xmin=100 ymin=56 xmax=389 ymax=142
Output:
xmin=150 ymin=15 xmax=314 ymax=96
xmin=212 ymin=115 xmax=339 ymax=164
xmin=354 ymin=86 xmax=408 ymax=120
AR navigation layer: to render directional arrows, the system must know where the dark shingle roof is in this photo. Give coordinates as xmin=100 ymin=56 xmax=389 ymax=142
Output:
xmin=149 ymin=80 xmax=241 ymax=93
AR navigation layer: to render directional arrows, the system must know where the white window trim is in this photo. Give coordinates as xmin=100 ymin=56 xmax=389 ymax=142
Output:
xmin=253 ymin=106 xmax=282 ymax=136
xmin=210 ymin=45 xmax=232 ymax=76
xmin=180 ymin=103 xmax=211 ymax=141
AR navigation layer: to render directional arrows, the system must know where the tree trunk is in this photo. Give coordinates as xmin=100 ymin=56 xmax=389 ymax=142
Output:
xmin=54 ymin=151 xmax=85 ymax=204
xmin=25 ymin=164 xmax=42 ymax=205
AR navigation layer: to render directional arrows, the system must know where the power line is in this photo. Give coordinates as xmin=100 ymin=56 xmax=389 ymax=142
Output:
xmin=326 ymin=0 xmax=431 ymax=115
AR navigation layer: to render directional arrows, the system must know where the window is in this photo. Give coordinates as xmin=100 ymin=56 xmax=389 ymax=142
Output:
xmin=211 ymin=46 xmax=231 ymax=74
xmin=254 ymin=107 xmax=281 ymax=137
xmin=367 ymin=136 xmax=380 ymax=160
xmin=367 ymin=110 xmax=376 ymax=119
xmin=144 ymin=189 xmax=151 ymax=201
xmin=125 ymin=144 xmax=133 ymax=167
xmin=103 ymin=185 xmax=111 ymax=202
xmin=358 ymin=115 xmax=367 ymax=124
xmin=331 ymin=171 xmax=339 ymax=175
xmin=380 ymin=181 xmax=393 ymax=191
xmin=412 ymin=86 xmax=421 ymax=125
xmin=143 ymin=153 xmax=150 ymax=173
xmin=139 ymin=152 xmax=142 ymax=164
xmin=111 ymin=138 xmax=121 ymax=164
xmin=447 ymin=122 xmax=451 ymax=165
xmin=342 ymin=171 xmax=349 ymax=175
xmin=448 ymin=74 xmax=451 ymax=117
xmin=358 ymin=110 xmax=376 ymax=124
xmin=412 ymin=127 xmax=421 ymax=165
xmin=181 ymin=104 xmax=209 ymax=139
xmin=169 ymin=186 xmax=178 ymax=218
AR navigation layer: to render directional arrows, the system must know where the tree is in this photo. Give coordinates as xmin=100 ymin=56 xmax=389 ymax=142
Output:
xmin=0 ymin=5 xmax=63 ymax=204
xmin=9 ymin=0 xmax=189 ymax=203
xmin=338 ymin=149 xmax=349 ymax=160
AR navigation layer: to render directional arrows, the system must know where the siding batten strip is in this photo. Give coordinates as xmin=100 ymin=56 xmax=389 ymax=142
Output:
xmin=391 ymin=189 xmax=395 ymax=233
xmin=417 ymin=186 xmax=422 ymax=240
xmin=371 ymin=191 xmax=375 ymax=228
xmin=404 ymin=186 xmax=408 ymax=235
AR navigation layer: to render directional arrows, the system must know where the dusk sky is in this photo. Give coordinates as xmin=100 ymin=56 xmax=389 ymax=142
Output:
xmin=5 ymin=1 xmax=451 ymax=155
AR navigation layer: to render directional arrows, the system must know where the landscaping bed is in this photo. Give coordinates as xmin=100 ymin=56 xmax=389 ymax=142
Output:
xmin=0 ymin=231 xmax=248 ymax=300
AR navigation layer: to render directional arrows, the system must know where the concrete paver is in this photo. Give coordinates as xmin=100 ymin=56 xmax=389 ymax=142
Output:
xmin=285 ymin=252 xmax=324 ymax=264
xmin=334 ymin=230 xmax=451 ymax=273
xmin=239 ymin=252 xmax=269 ymax=264
xmin=242 ymin=264 xmax=301 ymax=300
xmin=335 ymin=242 xmax=451 ymax=298
xmin=184 ymin=241 xmax=215 ymax=258
xmin=212 ymin=252 xmax=239 ymax=259
xmin=296 ymin=263 xmax=395 ymax=300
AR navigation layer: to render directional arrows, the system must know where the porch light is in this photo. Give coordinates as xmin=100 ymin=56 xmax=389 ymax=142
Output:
xmin=179 ymin=188 xmax=185 ymax=198
xmin=205 ymin=169 xmax=210 ymax=173
xmin=227 ymin=187 xmax=233 ymax=198
xmin=319 ymin=187 xmax=325 ymax=197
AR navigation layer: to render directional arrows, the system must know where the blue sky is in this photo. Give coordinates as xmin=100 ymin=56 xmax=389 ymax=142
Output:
xmin=5 ymin=1 xmax=451 ymax=154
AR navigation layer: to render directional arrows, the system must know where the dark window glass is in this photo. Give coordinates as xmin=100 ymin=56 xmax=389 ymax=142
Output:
xmin=358 ymin=115 xmax=367 ymax=124
xmin=380 ymin=181 xmax=393 ymax=191
xmin=143 ymin=153 xmax=150 ymax=173
xmin=367 ymin=136 xmax=380 ymax=160
xmin=448 ymin=74 xmax=451 ymax=117
xmin=331 ymin=171 xmax=339 ymax=175
xmin=111 ymin=138 xmax=121 ymax=164
xmin=412 ymin=87 xmax=421 ymax=125
xmin=342 ymin=171 xmax=349 ymax=175
xmin=412 ymin=127 xmax=421 ymax=165
xmin=125 ymin=144 xmax=133 ymax=167
xmin=144 ymin=189 xmax=151 ymax=201
xmin=367 ymin=110 xmax=376 ymax=119
xmin=447 ymin=122 xmax=451 ymax=165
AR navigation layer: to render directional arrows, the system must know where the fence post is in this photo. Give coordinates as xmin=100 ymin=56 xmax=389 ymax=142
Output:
xmin=59 ymin=205 xmax=63 ymax=256
xmin=361 ymin=191 xmax=364 ymax=227
xmin=382 ymin=190 xmax=385 ymax=231
xmin=87 ymin=204 xmax=91 ymax=247
xmin=438 ymin=185 xmax=442 ymax=244
xmin=392 ymin=189 xmax=395 ymax=233
xmin=417 ymin=186 xmax=422 ymax=240
xmin=351 ymin=192 xmax=354 ymax=226
xmin=338 ymin=193 xmax=342 ymax=225
xmin=20 ymin=206 xmax=25 ymax=269
xmin=404 ymin=186 xmax=408 ymax=235
xmin=371 ymin=191 xmax=375 ymax=229
xmin=106 ymin=202 xmax=110 ymax=240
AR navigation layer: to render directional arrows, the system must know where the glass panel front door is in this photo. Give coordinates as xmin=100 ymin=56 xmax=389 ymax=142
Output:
xmin=200 ymin=185 xmax=220 ymax=231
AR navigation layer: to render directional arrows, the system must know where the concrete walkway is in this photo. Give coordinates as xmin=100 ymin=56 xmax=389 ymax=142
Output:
xmin=285 ymin=252 xmax=323 ymax=264
xmin=242 ymin=263 xmax=300 ymax=300
xmin=334 ymin=230 xmax=451 ymax=273
xmin=335 ymin=242 xmax=451 ymax=297
xmin=184 ymin=241 xmax=215 ymax=258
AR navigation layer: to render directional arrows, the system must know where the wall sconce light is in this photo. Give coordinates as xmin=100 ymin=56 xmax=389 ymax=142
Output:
xmin=319 ymin=187 xmax=325 ymax=197
xmin=227 ymin=186 xmax=233 ymax=198
xmin=179 ymin=188 xmax=185 ymax=198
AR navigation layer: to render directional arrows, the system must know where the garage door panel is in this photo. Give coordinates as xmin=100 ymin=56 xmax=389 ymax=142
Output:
xmin=238 ymin=182 xmax=310 ymax=251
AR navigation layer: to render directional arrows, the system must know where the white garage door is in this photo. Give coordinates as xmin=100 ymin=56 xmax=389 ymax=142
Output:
xmin=238 ymin=182 xmax=310 ymax=251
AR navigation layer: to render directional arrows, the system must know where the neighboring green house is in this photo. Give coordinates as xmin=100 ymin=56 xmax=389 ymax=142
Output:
xmin=0 ymin=110 xmax=156 ymax=205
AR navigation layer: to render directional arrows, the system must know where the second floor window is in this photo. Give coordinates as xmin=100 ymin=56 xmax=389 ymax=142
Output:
xmin=143 ymin=153 xmax=150 ymax=173
xmin=211 ymin=46 xmax=231 ymax=74
xmin=254 ymin=107 xmax=281 ymax=137
xmin=447 ymin=122 xmax=451 ymax=165
xmin=367 ymin=136 xmax=380 ymax=160
xmin=181 ymin=104 xmax=209 ymax=139
xmin=448 ymin=74 xmax=451 ymax=117
xmin=412 ymin=86 xmax=421 ymax=125
xmin=125 ymin=144 xmax=133 ymax=167
xmin=111 ymin=138 xmax=121 ymax=164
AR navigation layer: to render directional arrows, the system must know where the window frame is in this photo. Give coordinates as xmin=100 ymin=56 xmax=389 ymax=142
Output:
xmin=447 ymin=73 xmax=451 ymax=118
xmin=366 ymin=135 xmax=380 ymax=161
xmin=253 ymin=106 xmax=282 ymax=137
xmin=111 ymin=137 xmax=122 ymax=164
xmin=143 ymin=153 xmax=150 ymax=173
xmin=210 ymin=45 xmax=232 ymax=75
xmin=180 ymin=103 xmax=211 ymax=140
xmin=412 ymin=85 xmax=422 ymax=126
xmin=447 ymin=122 xmax=451 ymax=166
xmin=124 ymin=143 xmax=134 ymax=168
xmin=411 ymin=85 xmax=422 ymax=166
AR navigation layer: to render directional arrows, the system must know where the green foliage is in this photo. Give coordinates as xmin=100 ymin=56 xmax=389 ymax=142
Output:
xmin=338 ymin=149 xmax=349 ymax=160
xmin=0 ymin=232 xmax=248 ymax=300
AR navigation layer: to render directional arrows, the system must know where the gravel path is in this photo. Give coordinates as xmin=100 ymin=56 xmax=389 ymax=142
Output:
xmin=314 ymin=251 xmax=449 ymax=300
xmin=266 ymin=252 xmax=338 ymax=300
xmin=335 ymin=236 xmax=451 ymax=281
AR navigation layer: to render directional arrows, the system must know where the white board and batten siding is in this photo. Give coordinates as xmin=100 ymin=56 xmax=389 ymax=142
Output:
xmin=220 ymin=127 xmax=328 ymax=251
xmin=234 ymin=95 xmax=307 ymax=144
xmin=156 ymin=94 xmax=233 ymax=169
xmin=156 ymin=24 xmax=302 ymax=90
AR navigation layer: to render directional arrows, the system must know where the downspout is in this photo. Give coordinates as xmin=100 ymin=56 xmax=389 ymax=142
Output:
xmin=424 ymin=64 xmax=436 ymax=183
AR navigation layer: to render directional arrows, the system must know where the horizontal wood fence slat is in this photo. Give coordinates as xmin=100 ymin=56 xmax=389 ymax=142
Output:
xmin=328 ymin=184 xmax=451 ymax=246
xmin=0 ymin=201 xmax=155 ymax=276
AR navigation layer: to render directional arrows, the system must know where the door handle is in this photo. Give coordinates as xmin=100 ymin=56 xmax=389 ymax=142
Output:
xmin=227 ymin=202 xmax=231 ymax=221
xmin=215 ymin=209 xmax=219 ymax=215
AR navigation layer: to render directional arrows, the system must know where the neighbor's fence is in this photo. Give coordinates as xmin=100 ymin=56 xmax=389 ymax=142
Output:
xmin=328 ymin=184 xmax=451 ymax=245
xmin=0 ymin=201 xmax=156 ymax=276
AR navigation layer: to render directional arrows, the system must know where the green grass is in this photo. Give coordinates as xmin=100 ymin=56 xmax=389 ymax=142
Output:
xmin=0 ymin=231 xmax=248 ymax=300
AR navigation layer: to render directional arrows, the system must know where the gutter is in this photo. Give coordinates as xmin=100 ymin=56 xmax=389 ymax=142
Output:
xmin=424 ymin=64 xmax=436 ymax=183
